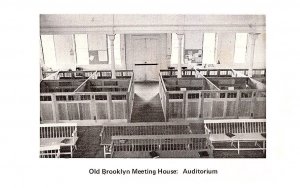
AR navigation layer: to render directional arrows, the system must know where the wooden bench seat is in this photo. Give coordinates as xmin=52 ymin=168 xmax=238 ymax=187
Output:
xmin=204 ymin=119 xmax=266 ymax=154
xmin=40 ymin=145 xmax=61 ymax=158
xmin=40 ymin=123 xmax=78 ymax=158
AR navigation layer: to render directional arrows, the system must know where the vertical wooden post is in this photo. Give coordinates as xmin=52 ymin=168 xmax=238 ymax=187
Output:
xmin=177 ymin=33 xmax=184 ymax=78
xmin=108 ymin=34 xmax=116 ymax=79
xmin=199 ymin=91 xmax=203 ymax=118
xmin=235 ymin=90 xmax=241 ymax=118
xmin=107 ymin=93 xmax=113 ymax=120
xmin=90 ymin=94 xmax=97 ymax=122
xmin=126 ymin=92 xmax=131 ymax=122
xmin=183 ymin=90 xmax=187 ymax=119
xmin=250 ymin=91 xmax=257 ymax=118
xmin=165 ymin=91 xmax=169 ymax=122
xmin=52 ymin=94 xmax=59 ymax=122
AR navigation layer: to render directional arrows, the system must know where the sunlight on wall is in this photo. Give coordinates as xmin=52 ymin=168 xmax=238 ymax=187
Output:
xmin=234 ymin=33 xmax=248 ymax=64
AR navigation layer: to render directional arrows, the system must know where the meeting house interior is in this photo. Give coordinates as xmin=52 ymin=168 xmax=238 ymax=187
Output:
xmin=39 ymin=14 xmax=266 ymax=158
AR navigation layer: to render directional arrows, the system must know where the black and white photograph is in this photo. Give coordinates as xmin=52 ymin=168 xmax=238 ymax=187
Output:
xmin=39 ymin=14 xmax=266 ymax=159
xmin=1 ymin=0 xmax=299 ymax=187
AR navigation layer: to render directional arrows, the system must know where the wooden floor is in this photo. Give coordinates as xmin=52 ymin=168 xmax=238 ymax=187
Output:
xmin=73 ymin=126 xmax=103 ymax=158
xmin=131 ymin=82 xmax=165 ymax=122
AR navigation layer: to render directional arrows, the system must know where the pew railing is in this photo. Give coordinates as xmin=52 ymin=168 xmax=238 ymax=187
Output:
xmin=43 ymin=71 xmax=60 ymax=80
xmin=194 ymin=68 xmax=236 ymax=77
xmin=127 ymin=72 xmax=135 ymax=122
xmin=159 ymin=72 xmax=168 ymax=121
xmin=158 ymin=87 xmax=266 ymax=120
xmin=110 ymin=134 xmax=214 ymax=158
xmin=160 ymin=69 xmax=196 ymax=78
xmin=233 ymin=69 xmax=266 ymax=78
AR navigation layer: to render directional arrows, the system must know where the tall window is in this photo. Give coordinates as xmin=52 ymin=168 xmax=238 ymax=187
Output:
xmin=234 ymin=33 xmax=248 ymax=64
xmin=108 ymin=34 xmax=121 ymax=65
xmin=202 ymin=33 xmax=217 ymax=64
xmin=171 ymin=33 xmax=184 ymax=65
xmin=74 ymin=34 xmax=89 ymax=65
xmin=41 ymin=35 xmax=56 ymax=69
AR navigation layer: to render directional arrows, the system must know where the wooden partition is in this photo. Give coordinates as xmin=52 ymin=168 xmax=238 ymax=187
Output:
xmin=96 ymin=70 xmax=134 ymax=79
xmin=42 ymin=70 xmax=97 ymax=80
xmin=42 ymin=71 xmax=59 ymax=79
xmin=160 ymin=69 xmax=197 ymax=78
xmin=233 ymin=69 xmax=266 ymax=77
xmin=195 ymin=68 xmax=237 ymax=77
xmin=159 ymin=69 xmax=266 ymax=121
xmin=160 ymin=69 xmax=241 ymax=79
xmin=40 ymin=70 xmax=134 ymax=125
xmin=159 ymin=73 xmax=169 ymax=120
xmin=233 ymin=69 xmax=266 ymax=83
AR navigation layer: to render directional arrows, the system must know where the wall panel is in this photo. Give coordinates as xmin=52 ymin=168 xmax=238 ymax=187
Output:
xmin=41 ymin=103 xmax=54 ymax=121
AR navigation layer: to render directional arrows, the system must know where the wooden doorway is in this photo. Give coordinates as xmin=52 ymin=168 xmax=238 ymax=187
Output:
xmin=127 ymin=34 xmax=166 ymax=82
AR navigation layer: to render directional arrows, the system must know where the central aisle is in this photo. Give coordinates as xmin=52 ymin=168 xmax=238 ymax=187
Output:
xmin=130 ymin=82 xmax=165 ymax=122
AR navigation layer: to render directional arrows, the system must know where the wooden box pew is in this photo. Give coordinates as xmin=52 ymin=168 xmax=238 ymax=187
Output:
xmin=40 ymin=72 xmax=135 ymax=124
xmin=233 ymin=69 xmax=266 ymax=78
xmin=110 ymin=134 xmax=214 ymax=158
xmin=252 ymin=69 xmax=266 ymax=84
xmin=96 ymin=70 xmax=134 ymax=79
xmin=160 ymin=69 xmax=197 ymax=78
xmin=43 ymin=70 xmax=133 ymax=80
xmin=80 ymin=79 xmax=130 ymax=92
xmin=200 ymin=89 xmax=265 ymax=119
xmin=42 ymin=71 xmax=58 ymax=79
xmin=57 ymin=71 xmax=96 ymax=80
xmin=163 ymin=77 xmax=209 ymax=91
xmin=40 ymin=79 xmax=90 ymax=122
xmin=204 ymin=119 xmax=266 ymax=154
xmin=40 ymin=123 xmax=78 ymax=158
xmin=201 ymin=77 xmax=266 ymax=119
xmin=233 ymin=69 xmax=266 ymax=84
xmin=206 ymin=77 xmax=257 ymax=90
xmin=73 ymin=78 xmax=133 ymax=122
xmin=161 ymin=75 xmax=219 ymax=120
xmin=42 ymin=71 xmax=60 ymax=80
xmin=41 ymin=91 xmax=130 ymax=123
xmin=40 ymin=80 xmax=88 ymax=122
xmin=40 ymin=80 xmax=86 ymax=93
xmin=159 ymin=72 xmax=266 ymax=121
xmin=195 ymin=69 xmax=236 ymax=78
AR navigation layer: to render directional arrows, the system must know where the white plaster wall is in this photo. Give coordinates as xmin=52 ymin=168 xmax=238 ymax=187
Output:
xmin=215 ymin=32 xmax=266 ymax=69
xmin=215 ymin=33 xmax=235 ymax=66
xmin=87 ymin=33 xmax=107 ymax=50
xmin=185 ymin=31 xmax=203 ymax=49
xmin=53 ymin=35 xmax=76 ymax=70
xmin=79 ymin=34 xmax=126 ymax=70
xmin=253 ymin=33 xmax=266 ymax=69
